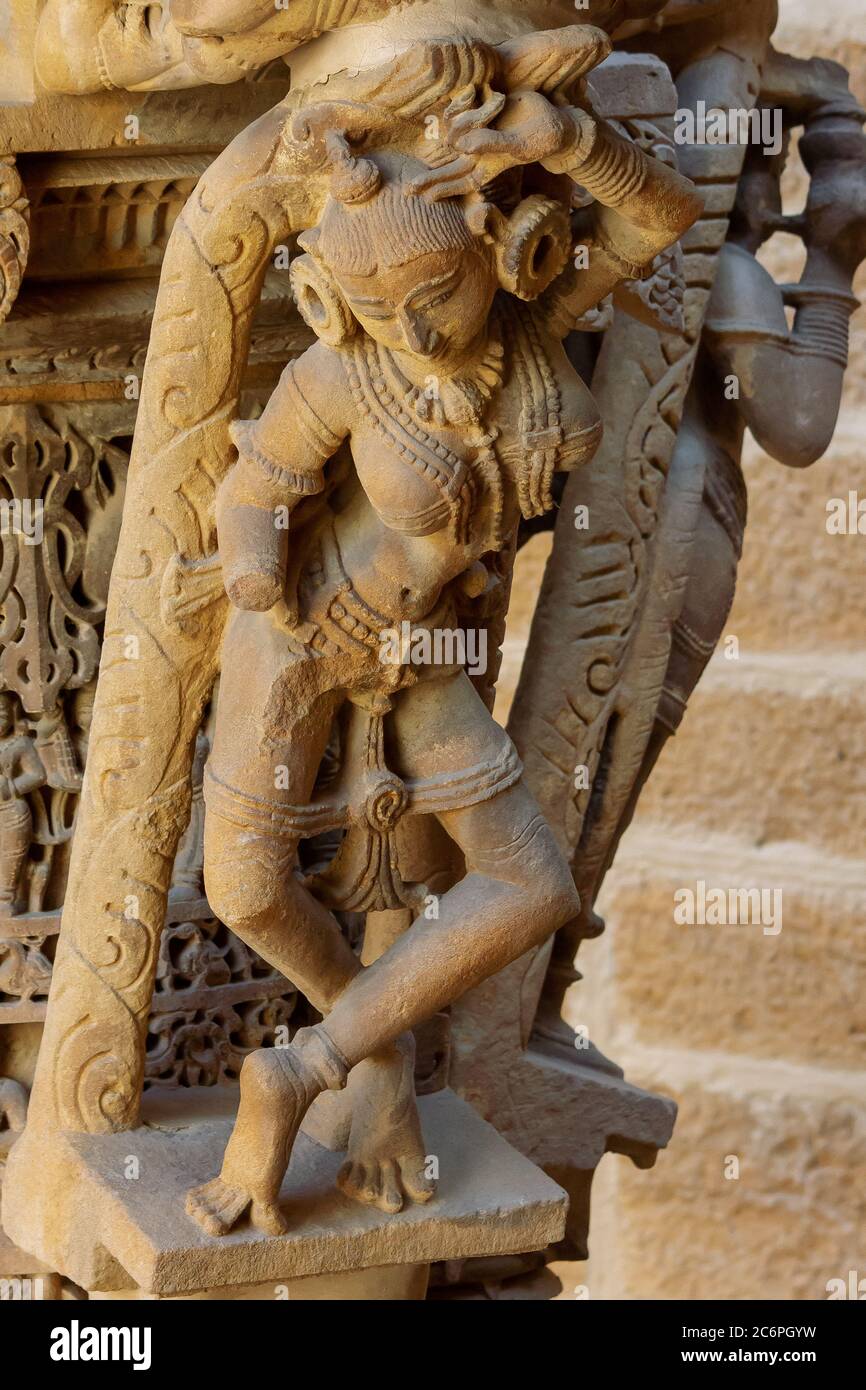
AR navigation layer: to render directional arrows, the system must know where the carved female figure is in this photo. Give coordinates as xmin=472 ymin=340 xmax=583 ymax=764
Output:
xmin=0 ymin=693 xmax=46 ymax=917
xmin=186 ymin=75 xmax=701 ymax=1237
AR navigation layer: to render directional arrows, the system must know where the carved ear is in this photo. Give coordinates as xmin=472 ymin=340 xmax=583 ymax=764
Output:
xmin=492 ymin=195 xmax=572 ymax=301
xmin=290 ymin=253 xmax=357 ymax=348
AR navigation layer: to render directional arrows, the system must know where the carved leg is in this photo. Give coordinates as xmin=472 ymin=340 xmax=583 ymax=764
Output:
xmin=0 ymin=800 xmax=32 ymax=915
xmin=201 ymin=610 xmax=364 ymax=1011
xmin=309 ymin=670 xmax=580 ymax=1063
xmin=186 ymin=1026 xmax=350 ymax=1237
xmin=202 ymin=822 xmax=434 ymax=1225
xmin=196 ymin=665 xmax=577 ymax=1235
xmin=538 ymin=428 xmax=745 ymax=1037
xmin=194 ymin=776 xmax=575 ymax=1236
xmin=592 ymin=458 xmax=743 ymax=900
xmin=319 ymin=780 xmax=579 ymax=1065
xmin=336 ymin=909 xmax=434 ymax=1213
xmin=203 ymin=811 xmax=362 ymax=1013
xmin=191 ymin=619 xmax=433 ymax=1234
xmin=337 ymin=1009 xmax=434 ymax=1213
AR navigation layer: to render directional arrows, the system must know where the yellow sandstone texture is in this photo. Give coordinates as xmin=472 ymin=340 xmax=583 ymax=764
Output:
xmin=510 ymin=0 xmax=866 ymax=1303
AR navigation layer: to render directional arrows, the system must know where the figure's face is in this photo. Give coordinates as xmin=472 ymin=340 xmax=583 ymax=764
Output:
xmin=334 ymin=247 xmax=498 ymax=364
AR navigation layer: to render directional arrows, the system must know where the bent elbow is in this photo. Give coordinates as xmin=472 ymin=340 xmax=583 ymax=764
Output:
xmin=752 ymin=427 xmax=835 ymax=471
xmin=748 ymin=401 xmax=837 ymax=469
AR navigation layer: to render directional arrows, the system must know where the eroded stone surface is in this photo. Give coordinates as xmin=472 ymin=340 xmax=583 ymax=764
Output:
xmin=1 ymin=0 xmax=863 ymax=1303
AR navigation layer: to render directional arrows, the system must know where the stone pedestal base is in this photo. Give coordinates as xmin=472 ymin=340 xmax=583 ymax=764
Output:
xmin=90 ymin=1263 xmax=430 ymax=1301
xmin=0 ymin=1219 xmax=62 ymax=1300
xmin=3 ymin=1087 xmax=567 ymax=1299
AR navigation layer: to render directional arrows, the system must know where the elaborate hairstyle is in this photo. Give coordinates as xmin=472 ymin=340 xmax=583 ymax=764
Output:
xmin=313 ymin=182 xmax=478 ymax=277
xmin=290 ymin=141 xmax=571 ymax=344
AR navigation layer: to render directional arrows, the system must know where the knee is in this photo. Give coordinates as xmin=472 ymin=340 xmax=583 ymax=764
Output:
xmin=203 ymin=817 xmax=290 ymax=929
xmin=530 ymin=829 xmax=581 ymax=931
xmin=203 ymin=852 xmax=257 ymax=931
xmin=481 ymin=815 xmax=580 ymax=934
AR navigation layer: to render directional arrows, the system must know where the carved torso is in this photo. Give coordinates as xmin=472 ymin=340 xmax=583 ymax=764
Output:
xmin=286 ymin=302 xmax=602 ymax=632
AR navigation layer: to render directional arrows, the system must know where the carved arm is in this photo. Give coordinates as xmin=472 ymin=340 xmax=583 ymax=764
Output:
xmin=436 ymin=85 xmax=702 ymax=328
xmin=217 ymin=343 xmax=348 ymax=611
xmin=706 ymin=99 xmax=866 ymax=469
xmin=544 ymin=111 xmax=703 ymax=324
xmin=8 ymin=738 xmax=46 ymax=799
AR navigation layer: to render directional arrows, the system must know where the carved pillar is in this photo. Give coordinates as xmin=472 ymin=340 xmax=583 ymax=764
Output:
xmin=0 ymin=37 xmax=302 ymax=1292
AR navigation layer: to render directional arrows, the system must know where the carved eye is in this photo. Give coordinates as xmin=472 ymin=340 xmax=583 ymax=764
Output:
xmin=411 ymin=271 xmax=463 ymax=313
xmin=352 ymin=301 xmax=394 ymax=322
xmin=420 ymin=288 xmax=454 ymax=311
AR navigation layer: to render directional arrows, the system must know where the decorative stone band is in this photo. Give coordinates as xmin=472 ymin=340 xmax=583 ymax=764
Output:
xmin=230 ymin=418 xmax=327 ymax=497
xmin=563 ymin=124 xmax=648 ymax=208
xmin=403 ymin=740 xmax=523 ymax=815
xmin=671 ymin=616 xmax=719 ymax=666
xmin=784 ymin=284 xmax=861 ymax=371
xmin=706 ymin=285 xmax=860 ymax=372
xmin=204 ymin=738 xmax=523 ymax=842
xmin=204 ymin=765 xmax=340 ymax=839
xmin=285 ymin=1024 xmax=350 ymax=1094
xmin=281 ymin=358 xmax=345 ymax=457
xmin=655 ymin=683 xmax=690 ymax=738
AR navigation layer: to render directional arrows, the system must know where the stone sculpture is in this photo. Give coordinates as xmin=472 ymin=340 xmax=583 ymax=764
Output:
xmin=509 ymin=1 xmax=866 ymax=1045
xmin=1 ymin=0 xmax=862 ymax=1300
xmin=2 ymin=3 xmax=703 ymax=1283
xmin=583 ymin=49 xmax=866 ymax=884
xmin=0 ymin=693 xmax=46 ymax=917
xmin=182 ymin=54 xmax=699 ymax=1235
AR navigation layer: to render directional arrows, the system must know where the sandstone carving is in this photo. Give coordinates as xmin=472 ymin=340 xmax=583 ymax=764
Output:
xmin=0 ymin=0 xmax=862 ymax=1302
xmin=24 ymin=13 xmax=701 ymax=1242
xmin=0 ymin=157 xmax=28 ymax=327
xmin=509 ymin=3 xmax=866 ymax=1044
xmin=0 ymin=693 xmax=46 ymax=918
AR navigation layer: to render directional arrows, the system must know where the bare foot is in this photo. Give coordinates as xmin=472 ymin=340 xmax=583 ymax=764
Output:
xmin=186 ymin=1038 xmax=322 ymax=1237
xmin=185 ymin=1175 xmax=288 ymax=1238
xmin=337 ymin=1034 xmax=436 ymax=1215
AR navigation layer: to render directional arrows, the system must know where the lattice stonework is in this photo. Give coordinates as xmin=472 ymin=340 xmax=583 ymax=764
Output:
xmin=0 ymin=142 xmax=303 ymax=1100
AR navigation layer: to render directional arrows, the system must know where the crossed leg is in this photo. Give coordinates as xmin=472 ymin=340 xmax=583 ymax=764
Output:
xmin=189 ymin=651 xmax=579 ymax=1236
xmin=187 ymin=611 xmax=430 ymax=1233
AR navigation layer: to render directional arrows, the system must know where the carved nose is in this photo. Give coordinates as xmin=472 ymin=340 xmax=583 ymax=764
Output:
xmin=398 ymin=310 xmax=439 ymax=356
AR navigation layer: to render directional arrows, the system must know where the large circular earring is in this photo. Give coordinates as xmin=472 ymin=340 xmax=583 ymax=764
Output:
xmin=290 ymin=253 xmax=357 ymax=348
xmin=495 ymin=195 xmax=572 ymax=301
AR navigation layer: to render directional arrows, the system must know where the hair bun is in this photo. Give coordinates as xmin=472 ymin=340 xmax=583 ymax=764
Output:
xmin=325 ymin=133 xmax=382 ymax=206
